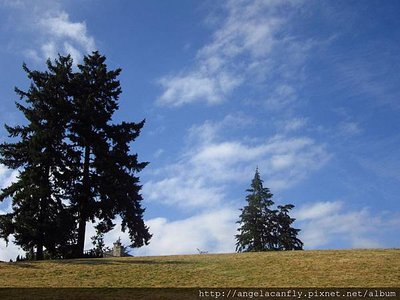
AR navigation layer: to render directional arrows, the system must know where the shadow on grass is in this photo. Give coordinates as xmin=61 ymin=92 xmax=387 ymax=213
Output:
xmin=53 ymin=259 xmax=193 ymax=266
xmin=10 ymin=262 xmax=39 ymax=269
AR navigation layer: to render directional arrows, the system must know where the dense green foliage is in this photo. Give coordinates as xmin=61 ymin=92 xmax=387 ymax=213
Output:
xmin=0 ymin=52 xmax=151 ymax=259
xmin=0 ymin=57 xmax=76 ymax=259
xmin=236 ymin=168 xmax=303 ymax=252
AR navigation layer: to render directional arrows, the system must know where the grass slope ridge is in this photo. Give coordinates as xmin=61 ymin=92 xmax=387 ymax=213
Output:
xmin=0 ymin=249 xmax=399 ymax=287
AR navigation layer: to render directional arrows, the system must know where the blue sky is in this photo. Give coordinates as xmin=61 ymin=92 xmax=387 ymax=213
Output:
xmin=0 ymin=0 xmax=399 ymax=260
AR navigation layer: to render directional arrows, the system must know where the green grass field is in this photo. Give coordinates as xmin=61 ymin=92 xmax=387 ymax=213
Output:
xmin=0 ymin=249 xmax=399 ymax=288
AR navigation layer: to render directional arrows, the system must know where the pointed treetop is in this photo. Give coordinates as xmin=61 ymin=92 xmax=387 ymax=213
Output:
xmin=251 ymin=166 xmax=263 ymax=190
xmin=255 ymin=166 xmax=260 ymax=177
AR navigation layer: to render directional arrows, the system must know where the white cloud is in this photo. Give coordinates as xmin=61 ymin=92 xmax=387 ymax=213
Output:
xmin=39 ymin=12 xmax=95 ymax=52
xmin=63 ymin=42 xmax=84 ymax=64
xmin=279 ymin=117 xmax=308 ymax=133
xmin=339 ymin=121 xmax=362 ymax=136
xmin=157 ymin=0 xmax=305 ymax=107
xmin=81 ymin=207 xmax=238 ymax=256
xmin=153 ymin=149 xmax=164 ymax=158
xmin=0 ymin=166 xmax=22 ymax=262
xmin=33 ymin=11 xmax=96 ymax=62
xmin=187 ymin=113 xmax=254 ymax=143
xmin=265 ymin=84 xmax=298 ymax=111
xmin=295 ymin=201 xmax=400 ymax=249
xmin=0 ymin=236 xmax=24 ymax=262
xmin=188 ymin=134 xmax=330 ymax=190
xmin=144 ymin=176 xmax=226 ymax=209
xmin=41 ymin=42 xmax=57 ymax=62
xmin=191 ymin=141 xmax=265 ymax=167
xmin=144 ymin=117 xmax=330 ymax=209
xmin=2 ymin=1 xmax=96 ymax=63
xmin=133 ymin=208 xmax=238 ymax=256
xmin=296 ymin=201 xmax=343 ymax=221
xmin=0 ymin=164 xmax=18 ymax=189
xmin=158 ymin=71 xmax=241 ymax=106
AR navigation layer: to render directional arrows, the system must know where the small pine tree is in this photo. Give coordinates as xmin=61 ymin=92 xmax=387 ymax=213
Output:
xmin=236 ymin=168 xmax=303 ymax=252
xmin=91 ymin=222 xmax=109 ymax=257
xmin=236 ymin=168 xmax=276 ymax=252
xmin=276 ymin=204 xmax=303 ymax=250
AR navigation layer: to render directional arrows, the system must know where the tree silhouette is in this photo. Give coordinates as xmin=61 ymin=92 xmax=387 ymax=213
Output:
xmin=236 ymin=168 xmax=303 ymax=252
xmin=276 ymin=204 xmax=303 ymax=250
xmin=0 ymin=56 xmax=76 ymax=259
xmin=0 ymin=52 xmax=151 ymax=259
xmin=66 ymin=52 xmax=151 ymax=257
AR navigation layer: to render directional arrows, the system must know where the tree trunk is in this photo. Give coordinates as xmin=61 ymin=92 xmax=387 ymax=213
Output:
xmin=76 ymin=213 xmax=86 ymax=257
xmin=36 ymin=202 xmax=45 ymax=260
xmin=76 ymin=145 xmax=91 ymax=258
xmin=36 ymin=242 xmax=44 ymax=260
xmin=36 ymin=167 xmax=47 ymax=261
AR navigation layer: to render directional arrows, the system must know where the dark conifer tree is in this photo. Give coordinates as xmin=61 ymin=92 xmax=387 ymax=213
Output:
xmin=236 ymin=168 xmax=303 ymax=252
xmin=0 ymin=56 xmax=76 ymax=259
xmin=236 ymin=168 xmax=276 ymax=252
xmin=276 ymin=204 xmax=303 ymax=250
xmin=1 ymin=51 xmax=151 ymax=259
xmin=65 ymin=52 xmax=151 ymax=257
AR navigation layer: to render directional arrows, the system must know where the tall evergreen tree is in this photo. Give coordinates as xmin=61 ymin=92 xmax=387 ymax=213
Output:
xmin=236 ymin=168 xmax=303 ymax=252
xmin=65 ymin=52 xmax=151 ymax=257
xmin=0 ymin=56 xmax=76 ymax=259
xmin=236 ymin=168 xmax=276 ymax=252
xmin=1 ymin=51 xmax=151 ymax=259
xmin=276 ymin=204 xmax=303 ymax=250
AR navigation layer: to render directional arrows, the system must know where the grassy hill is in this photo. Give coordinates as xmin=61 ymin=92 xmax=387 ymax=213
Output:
xmin=0 ymin=249 xmax=399 ymax=288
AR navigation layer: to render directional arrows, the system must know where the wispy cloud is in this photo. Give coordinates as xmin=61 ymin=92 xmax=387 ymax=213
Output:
xmin=335 ymin=57 xmax=400 ymax=111
xmin=295 ymin=201 xmax=400 ymax=249
xmin=277 ymin=117 xmax=308 ymax=133
xmin=32 ymin=11 xmax=96 ymax=63
xmin=82 ymin=207 xmax=237 ymax=257
xmin=0 ymin=0 xmax=25 ymax=8
xmin=144 ymin=115 xmax=330 ymax=209
xmin=189 ymin=135 xmax=330 ymax=189
xmin=144 ymin=176 xmax=226 ymax=210
xmin=338 ymin=121 xmax=362 ymax=136
xmin=135 ymin=208 xmax=238 ymax=255
xmin=0 ymin=236 xmax=24 ymax=262
xmin=265 ymin=84 xmax=298 ymax=111
xmin=39 ymin=12 xmax=95 ymax=52
xmin=0 ymin=165 xmax=19 ymax=261
xmin=1 ymin=1 xmax=96 ymax=64
xmin=157 ymin=0 xmax=307 ymax=107
xmin=296 ymin=201 xmax=343 ymax=221
xmin=158 ymin=71 xmax=242 ymax=106
xmin=357 ymin=155 xmax=400 ymax=183
xmin=0 ymin=164 xmax=18 ymax=190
